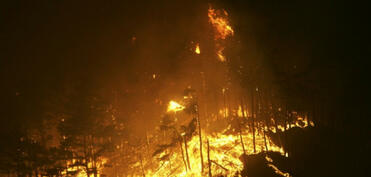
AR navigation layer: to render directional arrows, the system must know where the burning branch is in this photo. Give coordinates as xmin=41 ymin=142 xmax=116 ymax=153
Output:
xmin=167 ymin=101 xmax=185 ymax=113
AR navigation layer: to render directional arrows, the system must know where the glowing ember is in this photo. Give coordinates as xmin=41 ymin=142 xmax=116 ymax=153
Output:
xmin=268 ymin=163 xmax=291 ymax=177
xmin=167 ymin=100 xmax=185 ymax=112
xmin=195 ymin=43 xmax=201 ymax=54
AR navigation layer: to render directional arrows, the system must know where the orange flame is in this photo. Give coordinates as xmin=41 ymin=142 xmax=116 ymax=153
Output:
xmin=208 ymin=6 xmax=233 ymax=62
xmin=62 ymin=158 xmax=107 ymax=177
xmin=167 ymin=100 xmax=185 ymax=112
xmin=217 ymin=48 xmax=226 ymax=62
xmin=130 ymin=105 xmax=314 ymax=176
xmin=195 ymin=43 xmax=201 ymax=54
xmin=208 ymin=7 xmax=234 ymax=40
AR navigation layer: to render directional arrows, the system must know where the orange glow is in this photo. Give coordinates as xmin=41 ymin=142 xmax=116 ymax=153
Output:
xmin=219 ymin=108 xmax=229 ymax=118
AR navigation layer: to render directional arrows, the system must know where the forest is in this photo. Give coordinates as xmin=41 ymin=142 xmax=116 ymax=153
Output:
xmin=0 ymin=0 xmax=368 ymax=177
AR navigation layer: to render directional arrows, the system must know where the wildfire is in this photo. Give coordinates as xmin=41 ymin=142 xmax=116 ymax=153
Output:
xmin=128 ymin=100 xmax=315 ymax=177
xmin=134 ymin=128 xmax=285 ymax=177
xmin=195 ymin=43 xmax=201 ymax=54
xmin=208 ymin=7 xmax=234 ymax=40
xmin=126 ymin=5 xmax=312 ymax=177
xmin=167 ymin=100 xmax=185 ymax=112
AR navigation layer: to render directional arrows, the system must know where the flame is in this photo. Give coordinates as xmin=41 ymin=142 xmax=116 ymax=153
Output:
xmin=167 ymin=100 xmax=185 ymax=112
xmin=208 ymin=7 xmax=234 ymax=40
xmin=129 ymin=104 xmax=314 ymax=176
xmin=62 ymin=157 xmax=107 ymax=177
xmin=270 ymin=116 xmax=315 ymax=133
xmin=124 ymin=6 xmax=314 ymax=177
xmin=208 ymin=6 xmax=233 ymax=62
xmin=135 ymin=128 xmax=285 ymax=177
xmin=217 ymin=48 xmax=226 ymax=62
xmin=219 ymin=108 xmax=229 ymax=118
xmin=195 ymin=43 xmax=201 ymax=54
xmin=237 ymin=106 xmax=248 ymax=117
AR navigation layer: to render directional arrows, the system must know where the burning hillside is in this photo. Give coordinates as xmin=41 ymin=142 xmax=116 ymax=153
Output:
xmin=2 ymin=1 xmax=364 ymax=177
xmin=118 ymin=6 xmax=314 ymax=177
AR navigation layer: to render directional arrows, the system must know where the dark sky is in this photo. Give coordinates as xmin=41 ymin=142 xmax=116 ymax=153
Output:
xmin=0 ymin=0 xmax=209 ymax=133
xmin=1 ymin=0 xmax=369 ymax=132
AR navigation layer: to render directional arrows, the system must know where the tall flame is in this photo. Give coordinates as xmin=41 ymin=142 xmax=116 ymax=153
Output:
xmin=208 ymin=6 xmax=234 ymax=62
xmin=208 ymin=7 xmax=234 ymax=40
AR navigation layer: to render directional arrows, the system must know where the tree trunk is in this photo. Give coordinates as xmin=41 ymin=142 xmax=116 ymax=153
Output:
xmin=272 ymin=103 xmax=283 ymax=148
xmin=83 ymin=135 xmax=90 ymax=177
xmin=251 ymin=89 xmax=256 ymax=153
xmin=207 ymin=139 xmax=212 ymax=177
xmin=239 ymin=127 xmax=246 ymax=154
xmin=139 ymin=154 xmax=146 ymax=177
xmin=223 ymin=89 xmax=227 ymax=118
xmin=258 ymin=89 xmax=269 ymax=152
xmin=179 ymin=140 xmax=188 ymax=171
xmin=183 ymin=136 xmax=191 ymax=170
xmin=92 ymin=136 xmax=98 ymax=177
xmin=196 ymin=104 xmax=204 ymax=172
xmin=263 ymin=127 xmax=269 ymax=152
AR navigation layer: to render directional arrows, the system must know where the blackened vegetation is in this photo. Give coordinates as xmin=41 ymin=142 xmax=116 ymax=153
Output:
xmin=239 ymin=126 xmax=368 ymax=177
xmin=223 ymin=0 xmax=369 ymax=176
xmin=0 ymin=88 xmax=122 ymax=176
xmin=240 ymin=152 xmax=283 ymax=177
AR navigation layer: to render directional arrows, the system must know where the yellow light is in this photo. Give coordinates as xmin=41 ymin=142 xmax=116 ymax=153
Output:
xmin=167 ymin=101 xmax=185 ymax=112
xmin=195 ymin=43 xmax=201 ymax=54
